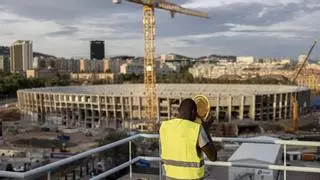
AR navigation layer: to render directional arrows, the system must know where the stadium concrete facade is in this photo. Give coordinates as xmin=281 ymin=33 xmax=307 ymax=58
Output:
xmin=17 ymin=84 xmax=311 ymax=129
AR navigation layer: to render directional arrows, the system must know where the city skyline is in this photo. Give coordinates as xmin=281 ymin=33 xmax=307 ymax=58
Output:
xmin=0 ymin=0 xmax=320 ymax=58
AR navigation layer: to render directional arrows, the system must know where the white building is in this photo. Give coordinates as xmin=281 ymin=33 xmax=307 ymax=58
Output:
xmin=298 ymin=54 xmax=307 ymax=64
xmin=228 ymin=136 xmax=281 ymax=180
xmin=10 ymin=40 xmax=33 ymax=73
xmin=165 ymin=62 xmax=181 ymax=72
xmin=120 ymin=60 xmax=171 ymax=75
xmin=280 ymin=59 xmax=291 ymax=65
xmin=160 ymin=53 xmax=191 ymax=67
xmin=107 ymin=58 xmax=128 ymax=75
xmin=120 ymin=62 xmax=144 ymax=75
xmin=189 ymin=63 xmax=227 ymax=79
xmin=237 ymin=56 xmax=255 ymax=64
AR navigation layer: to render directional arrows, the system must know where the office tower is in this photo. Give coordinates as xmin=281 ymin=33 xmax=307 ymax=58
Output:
xmin=90 ymin=41 xmax=105 ymax=60
xmin=10 ymin=40 xmax=33 ymax=73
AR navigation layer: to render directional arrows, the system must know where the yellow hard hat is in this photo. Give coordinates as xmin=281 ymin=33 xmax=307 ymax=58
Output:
xmin=193 ymin=94 xmax=211 ymax=123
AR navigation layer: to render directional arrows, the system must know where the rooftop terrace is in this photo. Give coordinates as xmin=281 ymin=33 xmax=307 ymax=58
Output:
xmin=1 ymin=134 xmax=320 ymax=180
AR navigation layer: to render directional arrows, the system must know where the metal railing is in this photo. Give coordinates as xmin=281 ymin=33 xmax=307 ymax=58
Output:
xmin=1 ymin=134 xmax=320 ymax=180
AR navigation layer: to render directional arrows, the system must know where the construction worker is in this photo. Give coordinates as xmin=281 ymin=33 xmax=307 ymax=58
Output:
xmin=160 ymin=98 xmax=222 ymax=180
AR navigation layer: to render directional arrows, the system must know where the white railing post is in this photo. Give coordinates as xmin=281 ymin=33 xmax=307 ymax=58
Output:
xmin=284 ymin=143 xmax=287 ymax=180
xmin=129 ymin=140 xmax=132 ymax=180
xmin=47 ymin=171 xmax=51 ymax=180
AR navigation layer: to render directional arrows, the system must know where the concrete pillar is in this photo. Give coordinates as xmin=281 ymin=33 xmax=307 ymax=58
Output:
xmin=284 ymin=93 xmax=289 ymax=120
xmin=260 ymin=96 xmax=263 ymax=121
xmin=98 ymin=96 xmax=102 ymax=128
xmin=157 ymin=97 xmax=160 ymax=123
xmin=289 ymin=93 xmax=293 ymax=120
xmin=91 ymin=96 xmax=94 ymax=128
xmin=250 ymin=95 xmax=256 ymax=121
xmin=267 ymin=95 xmax=270 ymax=121
xmin=113 ymin=96 xmax=117 ymax=128
xmin=113 ymin=96 xmax=116 ymax=119
xmin=228 ymin=95 xmax=232 ymax=122
xmin=78 ymin=96 xmax=82 ymax=127
xmin=138 ymin=97 xmax=142 ymax=120
xmin=167 ymin=98 xmax=171 ymax=119
xmin=121 ymin=96 xmax=125 ymax=120
xmin=216 ymin=95 xmax=220 ymax=123
xmin=105 ymin=96 xmax=109 ymax=120
xmin=279 ymin=94 xmax=283 ymax=120
xmin=104 ymin=96 xmax=110 ymax=128
xmin=129 ymin=96 xmax=133 ymax=120
xmin=239 ymin=96 xmax=244 ymax=121
xmin=84 ymin=96 xmax=88 ymax=128
xmin=273 ymin=94 xmax=277 ymax=122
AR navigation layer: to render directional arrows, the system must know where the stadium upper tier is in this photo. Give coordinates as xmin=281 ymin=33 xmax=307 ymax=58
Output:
xmin=19 ymin=84 xmax=309 ymax=96
xmin=17 ymin=84 xmax=311 ymax=128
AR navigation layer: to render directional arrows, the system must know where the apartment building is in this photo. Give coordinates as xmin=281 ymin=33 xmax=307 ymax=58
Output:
xmin=0 ymin=55 xmax=10 ymax=72
xmin=10 ymin=40 xmax=33 ymax=73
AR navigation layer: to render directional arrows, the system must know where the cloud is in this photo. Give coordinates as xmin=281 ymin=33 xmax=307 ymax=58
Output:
xmin=0 ymin=0 xmax=320 ymax=58
xmin=182 ymin=0 xmax=303 ymax=9
xmin=225 ymin=23 xmax=313 ymax=32
xmin=46 ymin=26 xmax=80 ymax=37
xmin=258 ymin=7 xmax=268 ymax=18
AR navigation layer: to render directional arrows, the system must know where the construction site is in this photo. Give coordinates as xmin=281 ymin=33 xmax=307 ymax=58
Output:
xmin=1 ymin=0 xmax=320 ymax=179
xmin=16 ymin=84 xmax=311 ymax=130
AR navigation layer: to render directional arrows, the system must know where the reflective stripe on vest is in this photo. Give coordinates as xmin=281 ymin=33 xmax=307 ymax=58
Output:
xmin=165 ymin=176 xmax=204 ymax=180
xmin=160 ymin=119 xmax=204 ymax=179
xmin=162 ymin=159 xmax=205 ymax=168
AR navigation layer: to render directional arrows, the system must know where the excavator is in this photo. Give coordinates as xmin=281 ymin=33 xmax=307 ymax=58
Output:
xmin=283 ymin=40 xmax=317 ymax=134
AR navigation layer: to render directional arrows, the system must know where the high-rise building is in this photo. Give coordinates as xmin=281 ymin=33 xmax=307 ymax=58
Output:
xmin=90 ymin=41 xmax=105 ymax=60
xmin=0 ymin=55 xmax=10 ymax=72
xmin=10 ymin=40 xmax=33 ymax=73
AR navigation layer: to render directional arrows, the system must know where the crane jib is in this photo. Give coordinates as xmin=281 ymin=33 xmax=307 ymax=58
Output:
xmin=126 ymin=0 xmax=209 ymax=18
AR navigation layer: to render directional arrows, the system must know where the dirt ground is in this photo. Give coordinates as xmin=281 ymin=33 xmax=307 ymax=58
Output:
xmin=0 ymin=106 xmax=21 ymax=122
xmin=7 ymin=128 xmax=104 ymax=150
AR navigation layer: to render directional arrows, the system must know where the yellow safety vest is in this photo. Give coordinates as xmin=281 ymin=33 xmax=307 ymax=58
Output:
xmin=160 ymin=119 xmax=204 ymax=180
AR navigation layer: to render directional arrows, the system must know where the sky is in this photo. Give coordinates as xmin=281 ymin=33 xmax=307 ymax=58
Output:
xmin=0 ymin=0 xmax=320 ymax=59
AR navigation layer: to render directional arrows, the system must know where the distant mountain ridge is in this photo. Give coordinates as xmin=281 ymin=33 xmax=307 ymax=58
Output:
xmin=0 ymin=46 xmax=56 ymax=58
xmin=196 ymin=54 xmax=237 ymax=62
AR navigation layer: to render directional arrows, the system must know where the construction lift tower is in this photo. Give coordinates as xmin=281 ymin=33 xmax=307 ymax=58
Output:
xmin=113 ymin=0 xmax=209 ymax=129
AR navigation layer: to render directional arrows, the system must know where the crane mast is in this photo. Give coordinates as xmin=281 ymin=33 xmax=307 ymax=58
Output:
xmin=285 ymin=40 xmax=318 ymax=134
xmin=292 ymin=40 xmax=317 ymax=83
xmin=143 ymin=6 xmax=157 ymax=127
xmin=113 ymin=0 xmax=208 ymax=130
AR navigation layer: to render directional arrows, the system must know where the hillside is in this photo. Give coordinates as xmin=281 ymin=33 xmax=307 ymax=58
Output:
xmin=0 ymin=46 xmax=56 ymax=58
xmin=197 ymin=54 xmax=236 ymax=62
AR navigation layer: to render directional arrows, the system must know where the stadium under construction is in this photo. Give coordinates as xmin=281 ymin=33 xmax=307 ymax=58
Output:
xmin=17 ymin=84 xmax=311 ymax=129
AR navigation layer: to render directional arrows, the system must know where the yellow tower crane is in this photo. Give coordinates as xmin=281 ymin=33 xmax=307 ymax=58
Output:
xmin=113 ymin=0 xmax=209 ymax=129
xmin=284 ymin=40 xmax=318 ymax=133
